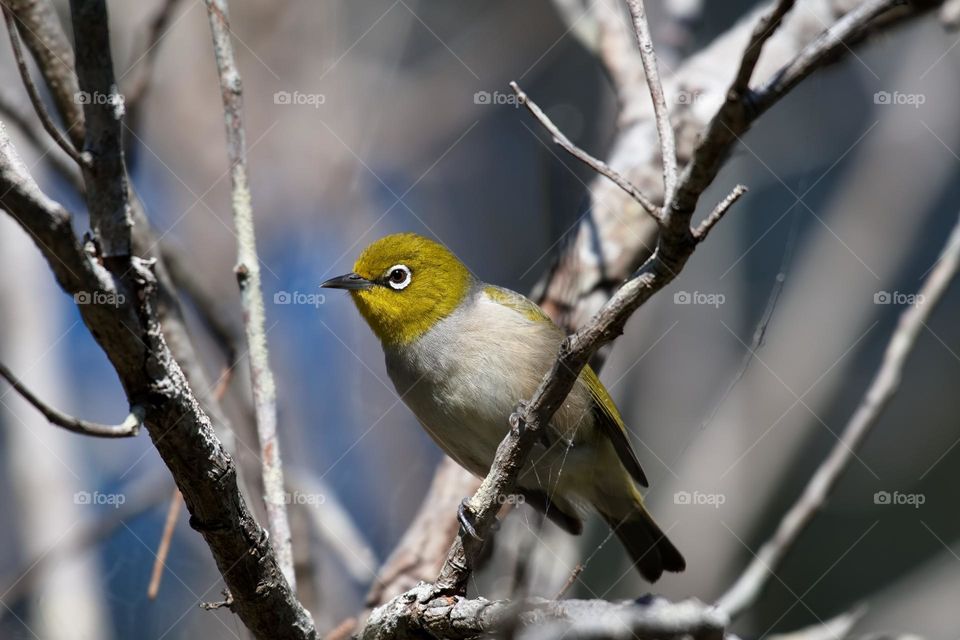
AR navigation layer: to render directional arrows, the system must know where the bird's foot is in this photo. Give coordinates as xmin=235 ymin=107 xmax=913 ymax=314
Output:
xmin=458 ymin=498 xmax=483 ymax=541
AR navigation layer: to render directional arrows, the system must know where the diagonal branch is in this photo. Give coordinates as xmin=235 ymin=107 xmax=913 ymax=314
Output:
xmin=4 ymin=0 xmax=85 ymax=147
xmin=203 ymin=0 xmax=296 ymax=592
xmin=1 ymin=3 xmax=87 ymax=167
xmin=716 ymin=212 xmax=960 ymax=619
xmin=0 ymin=120 xmax=316 ymax=640
xmin=671 ymin=0 xmax=927 ymax=220
xmin=733 ymin=0 xmax=796 ymax=92
xmin=510 ymin=80 xmax=660 ymax=221
xmin=432 ymin=0 xmax=943 ymax=598
xmin=537 ymin=0 xmax=941 ymax=337
xmin=0 ymin=360 xmax=142 ymax=437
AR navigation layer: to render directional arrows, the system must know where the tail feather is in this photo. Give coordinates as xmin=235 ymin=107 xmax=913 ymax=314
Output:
xmin=601 ymin=507 xmax=685 ymax=583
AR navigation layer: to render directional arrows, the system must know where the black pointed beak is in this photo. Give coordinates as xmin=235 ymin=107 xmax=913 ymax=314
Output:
xmin=321 ymin=272 xmax=375 ymax=291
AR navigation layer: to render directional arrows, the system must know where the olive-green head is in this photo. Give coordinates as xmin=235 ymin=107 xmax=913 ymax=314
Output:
xmin=322 ymin=233 xmax=473 ymax=347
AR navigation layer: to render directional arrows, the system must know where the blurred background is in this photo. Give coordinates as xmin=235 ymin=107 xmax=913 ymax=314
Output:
xmin=0 ymin=0 xmax=959 ymax=638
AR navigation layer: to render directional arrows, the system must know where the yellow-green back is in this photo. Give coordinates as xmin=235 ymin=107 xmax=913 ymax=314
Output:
xmin=349 ymin=233 xmax=473 ymax=346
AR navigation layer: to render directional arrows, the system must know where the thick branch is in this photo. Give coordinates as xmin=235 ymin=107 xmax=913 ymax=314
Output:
xmin=69 ymin=0 xmax=133 ymax=258
xmin=716 ymin=212 xmax=960 ymax=619
xmin=203 ymin=0 xmax=295 ymax=591
xmin=360 ymin=584 xmax=727 ymax=640
xmin=1 ymin=63 xmax=315 ymax=640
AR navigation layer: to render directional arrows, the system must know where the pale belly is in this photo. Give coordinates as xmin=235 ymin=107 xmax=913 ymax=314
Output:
xmin=383 ymin=297 xmax=604 ymax=503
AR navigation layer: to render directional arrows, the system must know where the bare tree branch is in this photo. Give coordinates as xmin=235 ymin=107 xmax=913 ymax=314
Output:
xmin=0 ymin=28 xmax=316 ymax=640
xmin=69 ymin=0 xmax=133 ymax=258
xmin=716 ymin=212 xmax=960 ymax=619
xmin=672 ymin=0 xmax=926 ymax=220
xmin=510 ymin=80 xmax=660 ymax=220
xmin=366 ymin=458 xmax=475 ymax=608
xmin=203 ymin=0 xmax=296 ymax=592
xmin=0 ymin=360 xmax=142 ymax=437
xmin=0 ymin=87 xmax=84 ymax=190
xmin=4 ymin=0 xmax=85 ymax=147
xmin=537 ymin=0 xmax=941 ymax=334
xmin=147 ymin=487 xmax=182 ymax=599
xmin=1 ymin=3 xmax=87 ymax=167
xmin=732 ymin=0 xmax=796 ymax=92
xmin=625 ymin=0 xmax=678 ymax=205
xmin=360 ymin=584 xmax=728 ymax=640
xmin=433 ymin=0 xmax=942 ymax=600
xmin=693 ymin=183 xmax=748 ymax=241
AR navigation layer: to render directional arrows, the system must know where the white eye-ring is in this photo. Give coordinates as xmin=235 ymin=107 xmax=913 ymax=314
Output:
xmin=385 ymin=264 xmax=412 ymax=290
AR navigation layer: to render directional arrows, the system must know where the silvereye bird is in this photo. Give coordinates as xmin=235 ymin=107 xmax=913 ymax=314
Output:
xmin=322 ymin=233 xmax=684 ymax=582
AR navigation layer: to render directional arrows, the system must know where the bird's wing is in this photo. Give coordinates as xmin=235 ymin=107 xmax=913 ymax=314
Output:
xmin=581 ymin=365 xmax=649 ymax=488
xmin=482 ymin=285 xmax=555 ymax=323
xmin=483 ymin=285 xmax=649 ymax=488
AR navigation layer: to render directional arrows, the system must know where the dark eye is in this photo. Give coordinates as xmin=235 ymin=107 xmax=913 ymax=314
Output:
xmin=385 ymin=264 xmax=411 ymax=290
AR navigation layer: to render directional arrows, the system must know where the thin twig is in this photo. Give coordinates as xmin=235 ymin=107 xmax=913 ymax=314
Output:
xmin=203 ymin=0 xmax=296 ymax=592
xmin=0 ymin=361 xmax=142 ymax=437
xmin=694 ymin=183 xmax=748 ymax=241
xmin=510 ymin=81 xmax=661 ymax=221
xmin=673 ymin=0 xmax=909 ymax=219
xmin=1 ymin=3 xmax=88 ymax=167
xmin=147 ymin=487 xmax=182 ymax=599
xmin=716 ymin=212 xmax=960 ymax=619
xmin=0 ymin=89 xmax=84 ymax=190
xmin=733 ymin=0 xmax=797 ymax=92
xmin=435 ymin=0 xmax=763 ymax=597
xmin=554 ymin=563 xmax=584 ymax=599
xmin=433 ymin=0 xmax=927 ymax=598
xmin=4 ymin=0 xmax=85 ymax=147
xmin=624 ymin=0 xmax=678 ymax=205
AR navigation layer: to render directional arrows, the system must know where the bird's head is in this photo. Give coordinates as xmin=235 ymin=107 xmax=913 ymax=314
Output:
xmin=322 ymin=233 xmax=473 ymax=347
